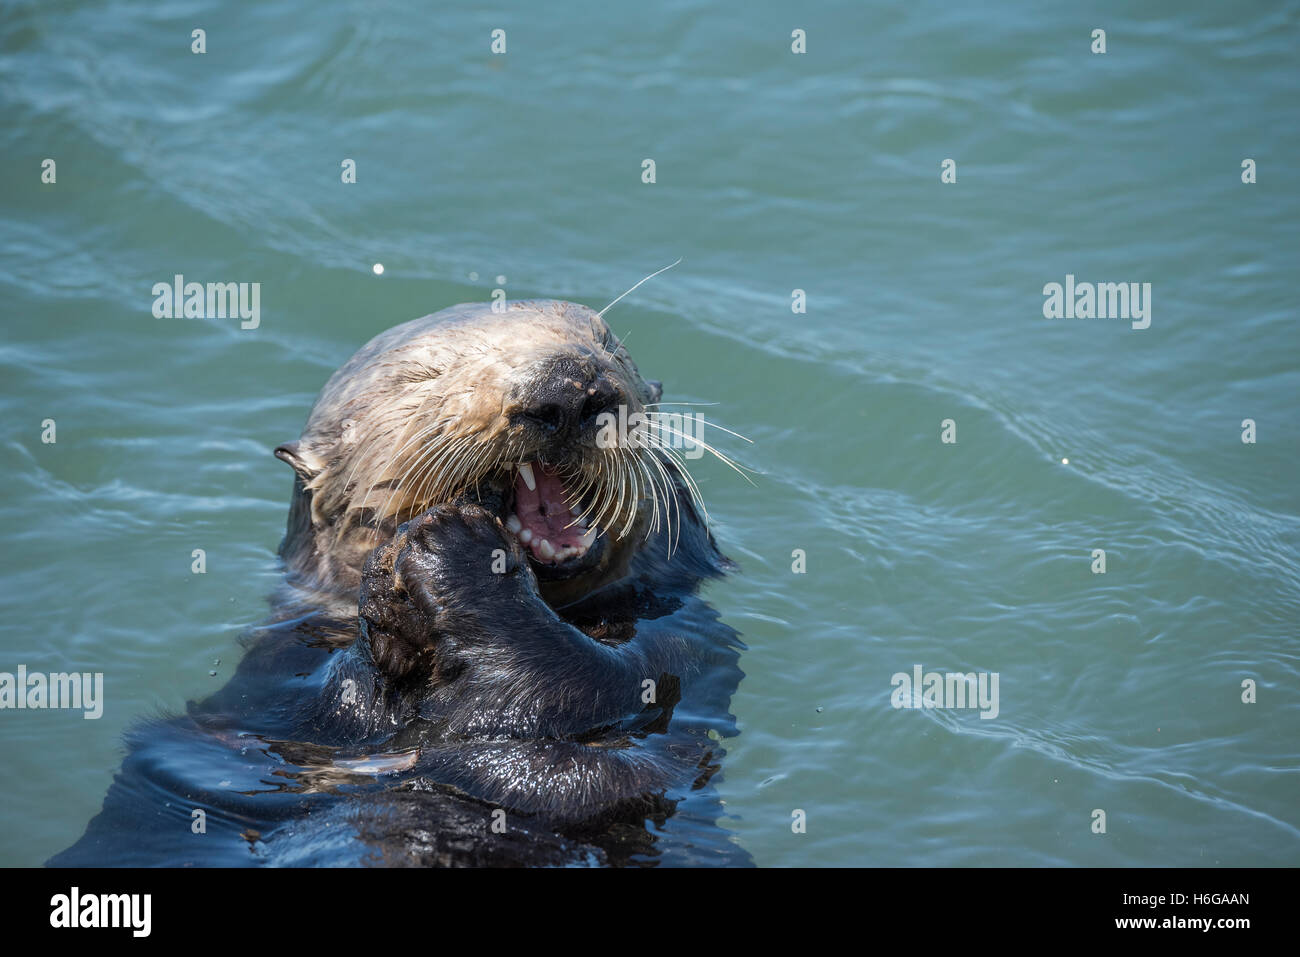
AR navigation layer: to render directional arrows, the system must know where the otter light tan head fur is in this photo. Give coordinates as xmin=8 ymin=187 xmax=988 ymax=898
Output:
xmin=275 ymin=299 xmax=718 ymax=605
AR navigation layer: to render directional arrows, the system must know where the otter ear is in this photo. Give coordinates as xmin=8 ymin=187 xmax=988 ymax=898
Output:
xmin=646 ymin=380 xmax=663 ymax=403
xmin=274 ymin=441 xmax=323 ymax=481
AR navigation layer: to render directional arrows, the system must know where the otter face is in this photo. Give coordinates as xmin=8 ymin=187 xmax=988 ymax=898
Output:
xmin=275 ymin=300 xmax=701 ymax=607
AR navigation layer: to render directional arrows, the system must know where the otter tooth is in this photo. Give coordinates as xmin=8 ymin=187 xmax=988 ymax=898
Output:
xmin=569 ymin=503 xmax=583 ymax=518
xmin=519 ymin=528 xmax=533 ymax=543
xmin=505 ymin=515 xmax=522 ymax=534
xmin=578 ymin=527 xmax=596 ymax=549
xmin=538 ymin=539 xmax=555 ymax=559
xmin=518 ymin=463 xmax=536 ymax=492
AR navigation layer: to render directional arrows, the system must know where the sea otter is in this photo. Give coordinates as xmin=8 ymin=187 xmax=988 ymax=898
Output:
xmin=51 ymin=299 xmax=748 ymax=867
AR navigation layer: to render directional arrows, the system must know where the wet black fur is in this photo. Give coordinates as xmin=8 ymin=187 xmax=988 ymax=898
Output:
xmin=50 ymin=475 xmax=748 ymax=867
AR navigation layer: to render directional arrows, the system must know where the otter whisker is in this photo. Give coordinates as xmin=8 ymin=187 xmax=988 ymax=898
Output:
xmin=646 ymin=442 xmax=710 ymax=529
xmin=642 ymin=425 xmax=757 ymax=487
xmin=378 ymin=415 xmax=465 ymax=522
xmin=383 ymin=410 xmax=452 ymax=476
xmin=640 ymin=446 xmax=682 ymax=556
xmin=348 ymin=403 xmax=444 ymax=521
xmin=558 ymin=464 xmax=595 ymax=533
xmin=560 ymin=460 xmax=599 ymax=529
xmin=402 ymin=434 xmax=455 ymax=513
xmin=408 ymin=432 xmax=475 ymax=518
xmin=370 ymin=392 xmax=446 ymax=516
xmin=442 ymin=436 xmax=494 ymax=502
xmin=615 ymin=448 xmax=641 ymax=539
xmin=340 ymin=418 xmax=401 ymax=504
xmin=621 ymin=451 xmax=643 ymax=538
xmin=595 ymin=257 xmax=682 ymax=320
xmin=643 ymin=401 xmax=720 ymax=407
xmin=628 ymin=451 xmax=660 ymax=537
xmin=596 ymin=459 xmax=625 ymax=537
xmin=642 ymin=411 xmax=754 ymax=446
xmin=605 ymin=453 xmax=624 ymax=536
xmin=587 ymin=459 xmax=613 ymax=534
xmin=382 ymin=427 xmax=454 ymax=520
xmin=629 ymin=448 xmax=671 ymax=552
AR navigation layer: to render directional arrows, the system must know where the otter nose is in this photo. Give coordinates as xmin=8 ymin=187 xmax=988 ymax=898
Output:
xmin=522 ymin=375 xmax=621 ymax=437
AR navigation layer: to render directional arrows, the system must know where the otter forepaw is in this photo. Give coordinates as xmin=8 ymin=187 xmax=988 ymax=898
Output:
xmin=395 ymin=504 xmax=542 ymax=618
xmin=401 ymin=503 xmax=524 ymax=576
xmin=358 ymin=505 xmax=535 ymax=677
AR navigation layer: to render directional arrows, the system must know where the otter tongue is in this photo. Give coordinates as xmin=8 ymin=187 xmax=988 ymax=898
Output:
xmin=513 ymin=464 xmax=587 ymax=552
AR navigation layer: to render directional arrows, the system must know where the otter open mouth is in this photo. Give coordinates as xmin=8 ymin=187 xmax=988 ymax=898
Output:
xmin=503 ymin=462 xmax=605 ymax=578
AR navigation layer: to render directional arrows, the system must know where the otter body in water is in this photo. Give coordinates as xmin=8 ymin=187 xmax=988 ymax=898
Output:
xmin=51 ymin=300 xmax=747 ymax=867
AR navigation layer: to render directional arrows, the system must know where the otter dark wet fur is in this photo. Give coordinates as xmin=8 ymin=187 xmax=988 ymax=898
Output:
xmin=50 ymin=300 xmax=749 ymax=867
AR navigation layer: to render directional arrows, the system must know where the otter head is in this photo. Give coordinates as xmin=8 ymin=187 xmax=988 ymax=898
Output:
xmin=275 ymin=299 xmax=699 ymax=609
